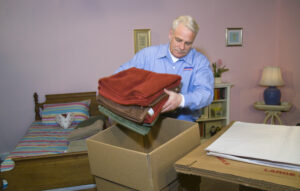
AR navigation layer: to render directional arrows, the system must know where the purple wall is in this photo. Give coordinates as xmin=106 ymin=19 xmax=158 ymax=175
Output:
xmin=0 ymin=0 xmax=299 ymax=154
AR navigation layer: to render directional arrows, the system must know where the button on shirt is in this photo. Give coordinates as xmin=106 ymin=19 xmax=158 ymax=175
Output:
xmin=115 ymin=43 xmax=214 ymax=122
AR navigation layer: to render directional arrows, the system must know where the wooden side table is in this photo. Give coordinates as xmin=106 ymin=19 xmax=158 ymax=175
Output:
xmin=254 ymin=101 xmax=292 ymax=125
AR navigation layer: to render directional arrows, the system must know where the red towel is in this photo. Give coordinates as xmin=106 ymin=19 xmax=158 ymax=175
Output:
xmin=98 ymin=67 xmax=181 ymax=106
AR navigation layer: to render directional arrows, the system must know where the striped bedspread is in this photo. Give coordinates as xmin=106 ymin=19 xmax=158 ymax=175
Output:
xmin=1 ymin=121 xmax=74 ymax=172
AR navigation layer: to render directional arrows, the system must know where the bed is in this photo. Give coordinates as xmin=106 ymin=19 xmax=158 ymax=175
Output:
xmin=0 ymin=91 xmax=106 ymax=191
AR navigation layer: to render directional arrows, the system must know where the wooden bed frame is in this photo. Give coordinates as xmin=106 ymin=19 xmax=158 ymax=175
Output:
xmin=0 ymin=91 xmax=104 ymax=191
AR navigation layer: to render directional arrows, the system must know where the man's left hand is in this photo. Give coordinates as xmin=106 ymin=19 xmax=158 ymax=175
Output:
xmin=161 ymin=89 xmax=182 ymax=113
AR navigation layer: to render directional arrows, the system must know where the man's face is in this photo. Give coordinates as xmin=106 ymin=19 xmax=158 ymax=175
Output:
xmin=169 ymin=23 xmax=196 ymax=58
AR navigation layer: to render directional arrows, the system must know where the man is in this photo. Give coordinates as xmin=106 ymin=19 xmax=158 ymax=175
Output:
xmin=115 ymin=15 xmax=214 ymax=122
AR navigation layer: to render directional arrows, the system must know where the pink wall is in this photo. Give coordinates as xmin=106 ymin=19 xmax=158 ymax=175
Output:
xmin=0 ymin=0 xmax=299 ymax=154
xmin=277 ymin=0 xmax=300 ymax=126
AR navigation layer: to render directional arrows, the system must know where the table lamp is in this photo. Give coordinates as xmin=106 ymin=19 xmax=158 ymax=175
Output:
xmin=259 ymin=66 xmax=284 ymax=105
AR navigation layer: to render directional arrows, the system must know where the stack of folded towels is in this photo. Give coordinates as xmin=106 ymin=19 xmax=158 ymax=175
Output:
xmin=97 ymin=67 xmax=181 ymax=134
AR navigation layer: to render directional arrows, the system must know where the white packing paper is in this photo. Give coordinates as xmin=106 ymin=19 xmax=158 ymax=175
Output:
xmin=206 ymin=121 xmax=300 ymax=172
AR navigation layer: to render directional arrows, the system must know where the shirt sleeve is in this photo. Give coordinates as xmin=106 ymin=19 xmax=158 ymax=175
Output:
xmin=115 ymin=49 xmax=148 ymax=73
xmin=179 ymin=93 xmax=185 ymax=107
xmin=182 ymin=56 xmax=214 ymax=110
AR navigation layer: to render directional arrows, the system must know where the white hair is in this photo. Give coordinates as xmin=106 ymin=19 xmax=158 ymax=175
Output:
xmin=172 ymin=15 xmax=199 ymax=35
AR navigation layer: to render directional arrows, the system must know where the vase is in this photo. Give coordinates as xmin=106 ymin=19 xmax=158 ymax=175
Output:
xmin=263 ymin=86 xmax=281 ymax=105
xmin=214 ymin=77 xmax=222 ymax=84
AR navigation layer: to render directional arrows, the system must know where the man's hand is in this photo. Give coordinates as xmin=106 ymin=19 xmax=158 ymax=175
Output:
xmin=161 ymin=89 xmax=182 ymax=113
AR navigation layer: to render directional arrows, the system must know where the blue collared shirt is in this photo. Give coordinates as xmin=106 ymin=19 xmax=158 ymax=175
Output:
xmin=115 ymin=43 xmax=214 ymax=122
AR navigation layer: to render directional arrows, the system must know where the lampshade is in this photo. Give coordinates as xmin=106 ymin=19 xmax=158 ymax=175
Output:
xmin=259 ymin=66 xmax=284 ymax=87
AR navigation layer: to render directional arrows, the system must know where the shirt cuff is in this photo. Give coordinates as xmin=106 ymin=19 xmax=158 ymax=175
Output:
xmin=179 ymin=93 xmax=185 ymax=107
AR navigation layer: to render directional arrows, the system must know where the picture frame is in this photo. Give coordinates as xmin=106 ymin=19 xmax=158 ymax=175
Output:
xmin=134 ymin=29 xmax=151 ymax=53
xmin=226 ymin=28 xmax=243 ymax=46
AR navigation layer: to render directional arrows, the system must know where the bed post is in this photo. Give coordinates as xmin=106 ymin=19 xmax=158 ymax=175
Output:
xmin=0 ymin=177 xmax=3 ymax=190
xmin=34 ymin=92 xmax=41 ymax=121
xmin=0 ymin=161 xmax=3 ymax=189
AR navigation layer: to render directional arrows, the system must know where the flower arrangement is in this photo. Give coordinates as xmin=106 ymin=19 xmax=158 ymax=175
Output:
xmin=212 ymin=59 xmax=229 ymax=78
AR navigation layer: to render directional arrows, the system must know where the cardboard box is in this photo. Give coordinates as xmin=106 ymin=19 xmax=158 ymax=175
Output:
xmin=87 ymin=117 xmax=200 ymax=191
xmin=174 ymin=123 xmax=300 ymax=191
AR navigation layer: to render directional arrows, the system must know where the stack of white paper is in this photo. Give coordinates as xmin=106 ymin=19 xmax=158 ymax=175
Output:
xmin=206 ymin=121 xmax=300 ymax=172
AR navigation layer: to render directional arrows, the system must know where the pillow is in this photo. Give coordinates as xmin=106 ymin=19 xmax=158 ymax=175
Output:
xmin=56 ymin=112 xmax=75 ymax=129
xmin=76 ymin=115 xmax=106 ymax=128
xmin=41 ymin=100 xmax=90 ymax=126
xmin=67 ymin=119 xmax=104 ymax=141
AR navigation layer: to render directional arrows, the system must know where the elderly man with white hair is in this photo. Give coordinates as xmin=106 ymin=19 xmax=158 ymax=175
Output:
xmin=115 ymin=15 xmax=214 ymax=122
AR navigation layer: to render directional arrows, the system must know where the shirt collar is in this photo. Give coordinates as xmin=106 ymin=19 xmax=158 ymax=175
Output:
xmin=156 ymin=44 xmax=169 ymax=59
xmin=156 ymin=43 xmax=194 ymax=66
xmin=169 ymin=49 xmax=179 ymax=63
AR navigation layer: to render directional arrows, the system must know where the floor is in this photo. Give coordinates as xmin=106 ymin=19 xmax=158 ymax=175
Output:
xmin=200 ymin=177 xmax=239 ymax=191
xmin=200 ymin=177 xmax=263 ymax=191
xmin=177 ymin=174 xmax=239 ymax=191
xmin=91 ymin=176 xmax=262 ymax=191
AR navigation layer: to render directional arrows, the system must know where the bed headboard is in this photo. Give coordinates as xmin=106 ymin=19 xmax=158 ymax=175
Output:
xmin=34 ymin=91 xmax=102 ymax=121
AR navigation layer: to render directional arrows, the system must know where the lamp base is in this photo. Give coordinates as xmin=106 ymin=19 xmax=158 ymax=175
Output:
xmin=263 ymin=86 xmax=281 ymax=105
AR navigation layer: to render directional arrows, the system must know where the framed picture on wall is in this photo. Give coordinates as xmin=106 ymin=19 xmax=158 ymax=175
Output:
xmin=226 ymin=28 xmax=243 ymax=46
xmin=134 ymin=29 xmax=151 ymax=53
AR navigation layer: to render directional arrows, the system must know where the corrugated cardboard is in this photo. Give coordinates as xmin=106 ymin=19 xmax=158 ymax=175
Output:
xmin=87 ymin=117 xmax=200 ymax=191
xmin=174 ymin=122 xmax=300 ymax=191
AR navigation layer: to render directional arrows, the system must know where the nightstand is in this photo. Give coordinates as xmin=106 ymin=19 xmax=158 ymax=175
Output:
xmin=254 ymin=101 xmax=292 ymax=125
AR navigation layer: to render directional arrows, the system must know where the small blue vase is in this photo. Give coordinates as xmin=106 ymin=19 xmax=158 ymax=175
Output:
xmin=263 ymin=86 xmax=281 ymax=105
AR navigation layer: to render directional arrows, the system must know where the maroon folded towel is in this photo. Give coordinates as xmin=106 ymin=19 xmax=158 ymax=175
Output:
xmin=97 ymin=84 xmax=181 ymax=124
xmin=98 ymin=67 xmax=181 ymax=106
